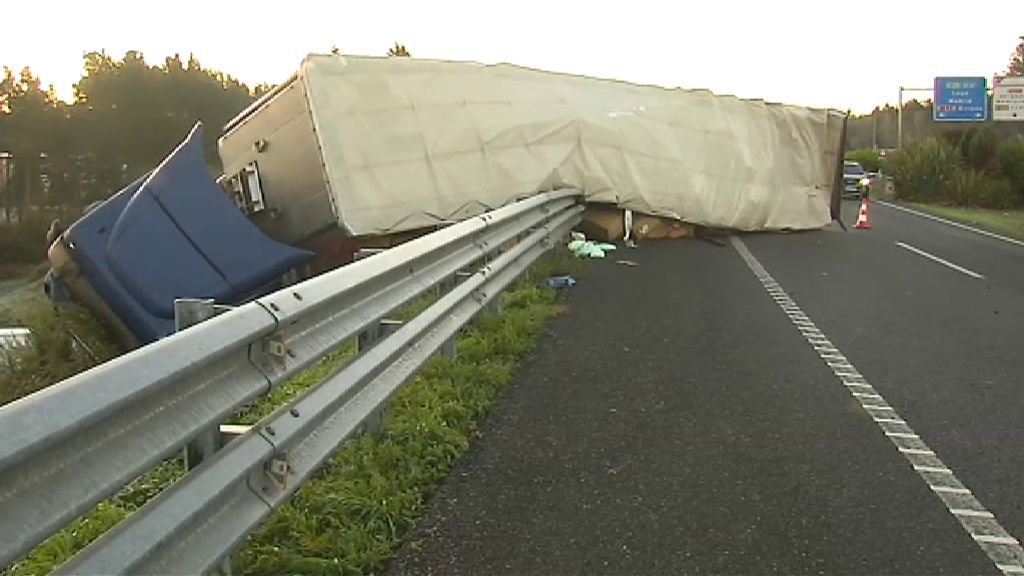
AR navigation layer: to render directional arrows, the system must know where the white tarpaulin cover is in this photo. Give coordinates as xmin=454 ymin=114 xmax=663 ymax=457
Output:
xmin=300 ymin=54 xmax=845 ymax=235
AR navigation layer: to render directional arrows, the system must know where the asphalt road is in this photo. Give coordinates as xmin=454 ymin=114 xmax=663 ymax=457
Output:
xmin=388 ymin=199 xmax=1023 ymax=575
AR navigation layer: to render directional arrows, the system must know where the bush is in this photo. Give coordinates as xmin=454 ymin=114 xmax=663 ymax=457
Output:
xmin=0 ymin=297 xmax=122 ymax=407
xmin=965 ymin=127 xmax=999 ymax=172
xmin=0 ymin=215 xmax=53 ymax=265
xmin=846 ymin=148 xmax=882 ymax=172
xmin=889 ymin=138 xmax=961 ymax=202
xmin=943 ymin=168 xmax=1017 ymax=209
xmin=999 ymin=136 xmax=1024 ymax=201
xmin=940 ymin=127 xmax=1000 ymax=172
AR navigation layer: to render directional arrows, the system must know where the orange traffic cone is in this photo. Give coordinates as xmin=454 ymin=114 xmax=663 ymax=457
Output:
xmin=854 ymin=198 xmax=871 ymax=229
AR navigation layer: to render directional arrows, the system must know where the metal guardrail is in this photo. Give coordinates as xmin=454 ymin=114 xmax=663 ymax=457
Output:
xmin=0 ymin=190 xmax=584 ymax=574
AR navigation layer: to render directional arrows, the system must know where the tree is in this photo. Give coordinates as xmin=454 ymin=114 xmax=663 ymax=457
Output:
xmin=1007 ymin=35 xmax=1024 ymax=76
xmin=70 ymin=51 xmax=256 ymax=197
xmin=387 ymin=43 xmax=411 ymax=57
xmin=1 ymin=67 xmax=61 ymax=218
xmin=253 ymin=82 xmax=275 ymax=98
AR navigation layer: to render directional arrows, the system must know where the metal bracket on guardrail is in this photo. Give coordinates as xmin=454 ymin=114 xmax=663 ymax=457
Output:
xmin=264 ymin=453 xmax=293 ymax=492
xmin=261 ymin=333 xmax=288 ymax=361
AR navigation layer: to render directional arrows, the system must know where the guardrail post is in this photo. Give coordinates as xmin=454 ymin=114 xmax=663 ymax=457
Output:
xmin=174 ymin=298 xmax=217 ymax=331
xmin=435 ymin=275 xmax=454 ymax=297
xmin=361 ymin=319 xmax=403 ymax=435
xmin=174 ymin=298 xmax=235 ymax=575
xmin=358 ymin=318 xmax=403 ymax=354
xmin=174 ymin=299 xmax=233 ymax=471
xmin=487 ymin=294 xmax=503 ymax=315
xmin=441 ymin=335 xmax=458 ymax=359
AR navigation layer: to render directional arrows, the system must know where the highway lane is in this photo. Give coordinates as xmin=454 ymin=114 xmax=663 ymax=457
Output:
xmin=743 ymin=198 xmax=1024 ymax=569
xmin=389 ymin=226 xmax=1003 ymax=575
xmin=855 ymin=200 xmax=1024 ymax=288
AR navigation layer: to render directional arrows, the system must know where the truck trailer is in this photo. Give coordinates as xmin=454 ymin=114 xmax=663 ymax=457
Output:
xmin=47 ymin=53 xmax=846 ymax=347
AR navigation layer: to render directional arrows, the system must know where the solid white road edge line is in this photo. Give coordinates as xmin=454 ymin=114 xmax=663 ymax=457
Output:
xmin=895 ymin=241 xmax=986 ymax=280
xmin=731 ymin=235 xmax=1024 ymax=576
xmin=877 ymin=201 xmax=1024 ymax=249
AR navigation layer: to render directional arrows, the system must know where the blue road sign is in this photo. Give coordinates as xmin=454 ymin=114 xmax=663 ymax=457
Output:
xmin=933 ymin=77 xmax=988 ymax=122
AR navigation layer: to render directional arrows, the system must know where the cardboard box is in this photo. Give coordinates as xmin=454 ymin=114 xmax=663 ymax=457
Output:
xmin=578 ymin=204 xmax=626 ymax=241
xmin=632 ymin=214 xmax=695 ymax=240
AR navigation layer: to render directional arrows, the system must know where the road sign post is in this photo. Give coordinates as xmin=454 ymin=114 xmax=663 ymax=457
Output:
xmin=897 ymin=86 xmax=932 ymax=149
xmin=932 ymin=77 xmax=988 ymax=122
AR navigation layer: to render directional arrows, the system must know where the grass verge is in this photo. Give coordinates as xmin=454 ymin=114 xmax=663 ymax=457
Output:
xmin=0 ymin=262 xmax=49 ymax=282
xmin=3 ymin=248 xmax=581 ymax=575
xmin=905 ymin=203 xmax=1024 ymax=240
xmin=0 ymin=284 xmax=122 ymax=407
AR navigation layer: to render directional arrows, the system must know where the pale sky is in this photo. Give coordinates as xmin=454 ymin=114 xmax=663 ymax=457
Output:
xmin=2 ymin=0 xmax=1021 ymax=114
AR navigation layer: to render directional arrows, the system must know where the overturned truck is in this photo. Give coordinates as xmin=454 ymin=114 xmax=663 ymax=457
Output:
xmin=47 ymin=53 xmax=847 ymax=347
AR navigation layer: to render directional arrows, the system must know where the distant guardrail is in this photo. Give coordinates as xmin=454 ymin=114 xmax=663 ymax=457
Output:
xmin=0 ymin=190 xmax=583 ymax=574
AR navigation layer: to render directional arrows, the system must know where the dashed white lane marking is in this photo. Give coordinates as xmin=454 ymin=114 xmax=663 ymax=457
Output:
xmin=954 ymin=509 xmax=998 ymax=519
xmin=895 ymin=241 xmax=986 ymax=279
xmin=900 ymin=448 xmax=935 ymax=456
xmin=731 ymin=235 xmax=1024 ymax=576
xmin=873 ymin=417 xmax=906 ymax=424
xmin=877 ymin=200 xmax=1024 ymax=249
xmin=914 ymin=465 xmax=954 ymax=474
xmin=932 ymin=486 xmax=972 ymax=495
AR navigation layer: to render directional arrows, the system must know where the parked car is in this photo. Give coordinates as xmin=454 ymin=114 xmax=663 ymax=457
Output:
xmin=842 ymin=161 xmax=871 ymax=199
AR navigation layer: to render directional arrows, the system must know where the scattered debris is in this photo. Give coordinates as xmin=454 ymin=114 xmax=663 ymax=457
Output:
xmin=0 ymin=327 xmax=32 ymax=372
xmin=567 ymin=232 xmax=617 ymax=258
xmin=616 ymin=260 xmax=639 ymax=267
xmin=542 ymin=275 xmax=577 ymax=289
xmin=608 ymin=462 xmax=630 ymax=476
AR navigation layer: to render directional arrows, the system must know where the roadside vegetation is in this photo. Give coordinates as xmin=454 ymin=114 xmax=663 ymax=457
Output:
xmin=0 ymin=287 xmax=121 ymax=406
xmin=3 ymin=249 xmax=580 ymax=576
xmin=845 ymin=148 xmax=883 ymax=173
xmin=905 ymin=203 xmax=1024 ymax=240
xmin=844 ymin=132 xmax=1024 ymax=213
xmin=0 ymin=214 xmax=56 ymax=280
xmin=890 ymin=132 xmax=1024 ymax=209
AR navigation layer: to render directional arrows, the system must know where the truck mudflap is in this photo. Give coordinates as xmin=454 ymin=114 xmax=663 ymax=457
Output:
xmin=48 ymin=123 xmax=314 ymax=346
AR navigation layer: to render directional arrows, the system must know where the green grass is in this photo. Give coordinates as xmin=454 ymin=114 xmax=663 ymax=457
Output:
xmin=906 ymin=203 xmax=1024 ymax=240
xmin=0 ymin=284 xmax=123 ymax=407
xmin=3 ymin=248 xmax=581 ymax=575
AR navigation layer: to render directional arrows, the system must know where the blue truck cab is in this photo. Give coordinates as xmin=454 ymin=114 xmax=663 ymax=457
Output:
xmin=46 ymin=124 xmax=313 ymax=346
